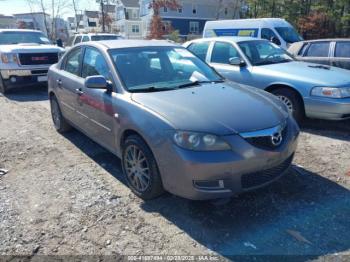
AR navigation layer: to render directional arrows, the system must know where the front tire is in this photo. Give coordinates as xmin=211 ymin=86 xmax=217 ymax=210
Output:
xmin=271 ymin=88 xmax=304 ymax=123
xmin=0 ymin=75 xmax=7 ymax=95
xmin=122 ymin=135 xmax=164 ymax=200
xmin=50 ymin=96 xmax=71 ymax=133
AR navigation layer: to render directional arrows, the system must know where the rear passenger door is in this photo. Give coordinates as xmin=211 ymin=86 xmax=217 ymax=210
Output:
xmin=79 ymin=47 xmax=116 ymax=151
xmin=57 ymin=47 xmax=85 ymax=126
xmin=302 ymin=41 xmax=331 ymax=65
xmin=331 ymin=41 xmax=350 ymax=70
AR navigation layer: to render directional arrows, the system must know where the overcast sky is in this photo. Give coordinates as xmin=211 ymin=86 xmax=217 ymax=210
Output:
xmin=0 ymin=0 xmax=99 ymax=19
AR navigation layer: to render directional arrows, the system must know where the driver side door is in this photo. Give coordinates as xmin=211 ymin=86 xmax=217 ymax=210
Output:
xmin=78 ymin=47 xmax=116 ymax=152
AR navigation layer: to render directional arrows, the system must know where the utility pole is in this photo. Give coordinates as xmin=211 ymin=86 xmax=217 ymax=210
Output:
xmin=97 ymin=0 xmax=106 ymax=33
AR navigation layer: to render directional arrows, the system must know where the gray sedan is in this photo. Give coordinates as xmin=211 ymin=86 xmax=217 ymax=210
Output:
xmin=48 ymin=40 xmax=299 ymax=200
xmin=184 ymin=37 xmax=350 ymax=122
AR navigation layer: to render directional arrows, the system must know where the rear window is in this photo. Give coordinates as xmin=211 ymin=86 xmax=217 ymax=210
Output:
xmin=335 ymin=42 xmax=350 ymax=58
xmin=187 ymin=42 xmax=210 ymax=61
xmin=74 ymin=36 xmax=82 ymax=45
xmin=305 ymin=42 xmax=330 ymax=57
xmin=91 ymin=35 xmax=119 ymax=41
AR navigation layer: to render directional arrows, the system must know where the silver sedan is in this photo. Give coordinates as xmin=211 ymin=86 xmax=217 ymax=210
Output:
xmin=48 ymin=40 xmax=299 ymax=200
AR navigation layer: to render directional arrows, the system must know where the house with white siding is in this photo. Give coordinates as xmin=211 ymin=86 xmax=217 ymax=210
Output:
xmin=115 ymin=0 xmax=143 ymax=39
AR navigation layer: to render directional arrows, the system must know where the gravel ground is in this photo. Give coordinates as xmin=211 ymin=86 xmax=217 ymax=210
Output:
xmin=0 ymin=86 xmax=350 ymax=261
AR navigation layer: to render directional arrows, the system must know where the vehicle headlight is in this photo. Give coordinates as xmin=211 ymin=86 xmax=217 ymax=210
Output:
xmin=1 ymin=53 xmax=18 ymax=64
xmin=173 ymin=131 xmax=231 ymax=151
xmin=311 ymin=86 xmax=350 ymax=98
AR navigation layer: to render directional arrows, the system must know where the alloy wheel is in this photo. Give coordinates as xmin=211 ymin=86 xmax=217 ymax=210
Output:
xmin=124 ymin=145 xmax=151 ymax=192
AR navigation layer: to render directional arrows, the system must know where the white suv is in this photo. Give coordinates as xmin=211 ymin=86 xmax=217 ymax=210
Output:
xmin=0 ymin=29 xmax=65 ymax=94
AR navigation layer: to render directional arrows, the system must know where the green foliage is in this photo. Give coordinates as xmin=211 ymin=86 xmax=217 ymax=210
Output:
xmin=244 ymin=0 xmax=350 ymax=39
xmin=167 ymin=30 xmax=181 ymax=43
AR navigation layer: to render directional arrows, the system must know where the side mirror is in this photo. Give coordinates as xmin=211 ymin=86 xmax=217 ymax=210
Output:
xmin=271 ymin=36 xmax=281 ymax=46
xmin=85 ymin=75 xmax=112 ymax=92
xmin=229 ymin=57 xmax=246 ymax=67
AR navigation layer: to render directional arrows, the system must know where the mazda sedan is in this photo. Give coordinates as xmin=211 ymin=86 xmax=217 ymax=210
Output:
xmin=48 ymin=40 xmax=299 ymax=200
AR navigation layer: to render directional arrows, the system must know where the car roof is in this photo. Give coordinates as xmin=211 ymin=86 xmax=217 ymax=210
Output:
xmin=93 ymin=39 xmax=179 ymax=49
xmin=188 ymin=36 xmax=264 ymax=44
xmin=0 ymin=29 xmax=43 ymax=33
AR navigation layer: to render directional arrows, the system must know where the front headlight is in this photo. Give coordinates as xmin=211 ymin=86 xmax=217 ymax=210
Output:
xmin=1 ymin=53 xmax=18 ymax=64
xmin=311 ymin=86 xmax=350 ymax=98
xmin=173 ymin=131 xmax=231 ymax=151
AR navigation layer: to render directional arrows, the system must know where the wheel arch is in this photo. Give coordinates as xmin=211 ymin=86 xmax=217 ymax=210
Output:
xmin=265 ymin=84 xmax=305 ymax=110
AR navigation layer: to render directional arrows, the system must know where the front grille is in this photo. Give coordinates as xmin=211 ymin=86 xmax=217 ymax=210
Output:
xmin=245 ymin=126 xmax=288 ymax=150
xmin=241 ymin=155 xmax=293 ymax=189
xmin=19 ymin=53 xmax=58 ymax=65
xmin=31 ymin=69 xmax=48 ymax=75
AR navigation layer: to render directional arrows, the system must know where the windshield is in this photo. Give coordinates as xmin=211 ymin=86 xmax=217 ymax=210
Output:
xmin=238 ymin=40 xmax=294 ymax=66
xmin=275 ymin=27 xmax=303 ymax=43
xmin=91 ymin=35 xmax=120 ymax=41
xmin=0 ymin=31 xmax=50 ymax=45
xmin=109 ymin=47 xmax=222 ymax=92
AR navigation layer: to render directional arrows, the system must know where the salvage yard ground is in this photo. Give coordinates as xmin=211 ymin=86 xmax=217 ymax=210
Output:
xmin=0 ymin=86 xmax=350 ymax=260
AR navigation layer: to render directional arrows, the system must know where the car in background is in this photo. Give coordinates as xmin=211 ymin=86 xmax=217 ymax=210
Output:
xmin=203 ymin=18 xmax=303 ymax=50
xmin=66 ymin=33 xmax=123 ymax=48
xmin=48 ymin=40 xmax=299 ymax=200
xmin=0 ymin=29 xmax=65 ymax=94
xmin=184 ymin=37 xmax=350 ymax=122
xmin=288 ymin=39 xmax=350 ymax=70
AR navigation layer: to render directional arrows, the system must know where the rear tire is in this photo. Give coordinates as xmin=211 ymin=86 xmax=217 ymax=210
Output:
xmin=122 ymin=135 xmax=164 ymax=200
xmin=50 ymin=95 xmax=72 ymax=133
xmin=271 ymin=88 xmax=304 ymax=123
xmin=0 ymin=75 xmax=7 ymax=95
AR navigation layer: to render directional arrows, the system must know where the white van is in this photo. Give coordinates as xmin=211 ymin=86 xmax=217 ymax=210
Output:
xmin=203 ymin=18 xmax=303 ymax=49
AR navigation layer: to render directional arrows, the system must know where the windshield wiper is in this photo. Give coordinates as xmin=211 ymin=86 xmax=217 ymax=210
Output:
xmin=129 ymin=86 xmax=176 ymax=93
xmin=177 ymin=79 xmax=225 ymax=89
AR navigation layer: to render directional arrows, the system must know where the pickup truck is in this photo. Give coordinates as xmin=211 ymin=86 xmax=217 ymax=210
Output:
xmin=0 ymin=29 xmax=65 ymax=94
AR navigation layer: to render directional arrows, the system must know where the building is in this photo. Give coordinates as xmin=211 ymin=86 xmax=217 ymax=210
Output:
xmin=83 ymin=11 xmax=100 ymax=32
xmin=67 ymin=16 xmax=76 ymax=31
xmin=140 ymin=0 xmax=242 ymax=39
xmin=115 ymin=0 xmax=142 ymax=39
xmin=13 ymin=12 xmax=51 ymax=37
xmin=0 ymin=14 xmax=16 ymax=29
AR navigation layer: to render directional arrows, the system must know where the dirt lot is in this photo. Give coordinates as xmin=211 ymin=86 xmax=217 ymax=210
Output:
xmin=0 ymin=86 xmax=350 ymax=261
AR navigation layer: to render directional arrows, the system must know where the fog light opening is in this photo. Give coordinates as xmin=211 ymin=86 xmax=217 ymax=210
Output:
xmin=193 ymin=180 xmax=225 ymax=191
xmin=10 ymin=76 xmax=17 ymax=83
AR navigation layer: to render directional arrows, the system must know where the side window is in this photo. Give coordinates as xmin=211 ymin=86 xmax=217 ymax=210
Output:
xmin=298 ymin=43 xmax=309 ymax=56
xmin=211 ymin=42 xmax=241 ymax=64
xmin=64 ymin=48 xmax=82 ymax=76
xmin=335 ymin=42 xmax=350 ymax=58
xmin=74 ymin=36 xmax=82 ymax=45
xmin=261 ymin=28 xmax=277 ymax=41
xmin=305 ymin=42 xmax=330 ymax=57
xmin=187 ymin=42 xmax=210 ymax=61
xmin=82 ymin=47 xmax=110 ymax=80
xmin=82 ymin=36 xmax=90 ymax=42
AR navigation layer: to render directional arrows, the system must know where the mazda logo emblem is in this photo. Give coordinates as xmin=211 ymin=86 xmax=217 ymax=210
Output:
xmin=271 ymin=131 xmax=283 ymax=146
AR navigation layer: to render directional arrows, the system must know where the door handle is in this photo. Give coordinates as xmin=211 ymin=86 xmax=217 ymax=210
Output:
xmin=56 ymin=79 xmax=62 ymax=87
xmin=75 ymin=88 xmax=84 ymax=96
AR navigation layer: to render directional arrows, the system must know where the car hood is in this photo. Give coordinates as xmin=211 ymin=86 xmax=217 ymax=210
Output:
xmin=0 ymin=44 xmax=64 ymax=53
xmin=254 ymin=61 xmax=350 ymax=87
xmin=131 ymin=82 xmax=288 ymax=135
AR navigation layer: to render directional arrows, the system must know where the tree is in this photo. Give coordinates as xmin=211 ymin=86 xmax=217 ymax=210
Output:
xmin=148 ymin=0 xmax=180 ymax=39
xmin=215 ymin=0 xmax=245 ymax=20
xmin=96 ymin=0 xmax=116 ymax=33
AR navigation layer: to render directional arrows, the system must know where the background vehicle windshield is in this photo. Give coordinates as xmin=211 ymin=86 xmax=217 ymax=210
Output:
xmin=275 ymin=27 xmax=303 ymax=43
xmin=91 ymin=35 xmax=120 ymax=41
xmin=0 ymin=31 xmax=50 ymax=45
xmin=238 ymin=40 xmax=294 ymax=66
xmin=109 ymin=47 xmax=222 ymax=92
